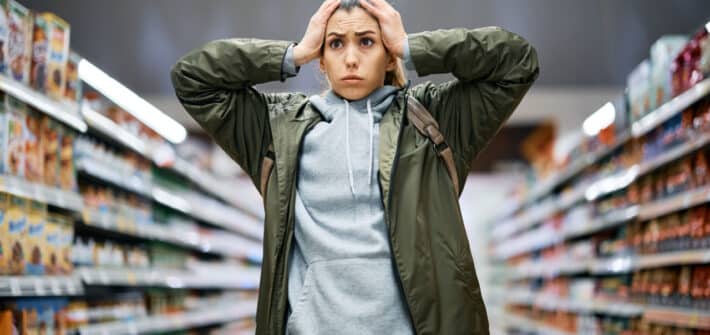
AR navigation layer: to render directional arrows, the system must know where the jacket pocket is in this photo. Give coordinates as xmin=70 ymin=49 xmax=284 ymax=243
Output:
xmin=285 ymin=258 xmax=414 ymax=335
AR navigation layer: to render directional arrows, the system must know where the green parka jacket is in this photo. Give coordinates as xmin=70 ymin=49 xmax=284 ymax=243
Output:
xmin=171 ymin=27 xmax=539 ymax=334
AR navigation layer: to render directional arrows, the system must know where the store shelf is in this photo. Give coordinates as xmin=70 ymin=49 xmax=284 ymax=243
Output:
xmin=563 ymin=205 xmax=639 ymax=240
xmin=76 ymin=158 xmax=153 ymax=197
xmin=0 ymin=276 xmax=83 ymax=297
xmin=644 ymin=306 xmax=710 ymax=330
xmin=77 ymin=266 xmax=260 ymax=290
xmin=81 ymin=209 xmax=262 ymax=260
xmin=638 ymin=185 xmax=710 ymax=221
xmin=505 ymin=289 xmax=645 ymax=317
xmin=82 ymin=104 xmax=150 ymax=159
xmin=632 ymin=78 xmax=710 ymax=138
xmin=0 ymin=74 xmax=87 ymax=132
xmin=592 ymin=249 xmax=710 ymax=275
xmin=0 ymin=174 xmax=83 ymax=212
xmin=510 ymin=258 xmax=592 ymax=280
xmin=504 ymin=313 xmax=577 ymax=335
xmin=77 ymin=299 xmax=257 ymax=335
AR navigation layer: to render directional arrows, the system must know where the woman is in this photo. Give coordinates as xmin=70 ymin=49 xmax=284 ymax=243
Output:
xmin=171 ymin=0 xmax=539 ymax=334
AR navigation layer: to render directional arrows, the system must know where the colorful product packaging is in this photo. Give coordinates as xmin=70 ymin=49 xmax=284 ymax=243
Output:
xmin=24 ymin=200 xmax=46 ymax=275
xmin=7 ymin=195 xmax=27 ymax=275
xmin=627 ymin=59 xmax=651 ymax=122
xmin=0 ymin=0 xmax=10 ymax=75
xmin=57 ymin=213 xmax=73 ymax=274
xmin=649 ymin=35 xmax=688 ymax=110
xmin=44 ymin=13 xmax=70 ymax=100
xmin=7 ymin=0 xmax=31 ymax=83
xmin=0 ymin=192 xmax=8 ymax=274
xmin=59 ymin=127 xmax=76 ymax=191
xmin=29 ymin=10 xmax=48 ymax=92
xmin=41 ymin=115 xmax=59 ymax=186
xmin=44 ymin=212 xmax=59 ymax=275
xmin=4 ymin=95 xmax=26 ymax=177
xmin=63 ymin=51 xmax=80 ymax=103
xmin=24 ymin=108 xmax=43 ymax=183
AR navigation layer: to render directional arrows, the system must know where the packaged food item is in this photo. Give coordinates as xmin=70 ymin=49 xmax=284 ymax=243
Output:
xmin=29 ymin=10 xmax=48 ymax=92
xmin=41 ymin=115 xmax=59 ymax=186
xmin=0 ymin=310 xmax=12 ymax=334
xmin=56 ymin=213 xmax=73 ymax=274
xmin=24 ymin=200 xmax=46 ymax=275
xmin=3 ymin=95 xmax=26 ymax=177
xmin=672 ymin=29 xmax=708 ymax=96
xmin=627 ymin=59 xmax=651 ymax=122
xmin=59 ymin=127 xmax=76 ymax=190
xmin=63 ymin=51 xmax=80 ymax=103
xmin=0 ymin=0 xmax=10 ymax=75
xmin=44 ymin=212 xmax=59 ymax=275
xmin=23 ymin=108 xmax=43 ymax=182
xmin=44 ymin=13 xmax=69 ymax=100
xmin=7 ymin=0 xmax=31 ymax=83
xmin=0 ymin=192 xmax=8 ymax=274
xmin=7 ymin=195 xmax=27 ymax=275
xmin=650 ymin=35 xmax=688 ymax=110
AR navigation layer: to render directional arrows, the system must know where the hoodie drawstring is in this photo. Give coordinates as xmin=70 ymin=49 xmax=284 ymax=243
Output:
xmin=344 ymin=99 xmax=375 ymax=196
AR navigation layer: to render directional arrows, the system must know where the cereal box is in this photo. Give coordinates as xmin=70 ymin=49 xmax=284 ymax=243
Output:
xmin=24 ymin=200 xmax=46 ymax=275
xmin=44 ymin=213 xmax=59 ymax=275
xmin=0 ymin=0 xmax=10 ymax=75
xmin=29 ymin=11 xmax=48 ymax=92
xmin=24 ymin=108 xmax=43 ymax=183
xmin=64 ymin=51 xmax=80 ymax=103
xmin=41 ymin=115 xmax=59 ymax=186
xmin=0 ymin=192 xmax=8 ymax=274
xmin=4 ymin=95 xmax=26 ymax=177
xmin=7 ymin=195 xmax=27 ymax=275
xmin=59 ymin=127 xmax=76 ymax=191
xmin=44 ymin=13 xmax=70 ymax=100
xmin=56 ymin=213 xmax=73 ymax=274
xmin=7 ymin=0 xmax=31 ymax=83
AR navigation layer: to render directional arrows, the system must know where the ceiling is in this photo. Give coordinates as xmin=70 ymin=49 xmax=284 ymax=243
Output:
xmin=23 ymin=0 xmax=710 ymax=96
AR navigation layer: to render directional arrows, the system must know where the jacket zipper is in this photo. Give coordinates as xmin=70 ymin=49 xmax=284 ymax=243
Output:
xmin=385 ymin=91 xmax=419 ymax=334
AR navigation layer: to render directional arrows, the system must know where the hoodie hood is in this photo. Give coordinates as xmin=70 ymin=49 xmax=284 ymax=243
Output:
xmin=308 ymin=85 xmax=399 ymax=195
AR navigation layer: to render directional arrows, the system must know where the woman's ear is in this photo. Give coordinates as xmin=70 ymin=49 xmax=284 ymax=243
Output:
xmin=319 ymin=58 xmax=326 ymax=73
xmin=385 ymin=52 xmax=397 ymax=72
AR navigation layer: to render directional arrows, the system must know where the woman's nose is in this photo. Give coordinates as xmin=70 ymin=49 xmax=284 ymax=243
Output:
xmin=344 ymin=46 xmax=359 ymax=69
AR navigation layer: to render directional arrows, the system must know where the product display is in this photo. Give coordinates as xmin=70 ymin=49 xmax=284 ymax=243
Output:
xmin=492 ymin=22 xmax=710 ymax=335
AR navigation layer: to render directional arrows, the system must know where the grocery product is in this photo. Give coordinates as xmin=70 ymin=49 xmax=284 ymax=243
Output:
xmin=41 ymin=115 xmax=59 ymax=186
xmin=7 ymin=195 xmax=26 ymax=275
xmin=4 ymin=95 xmax=26 ymax=177
xmin=63 ymin=51 xmax=80 ymax=103
xmin=0 ymin=0 xmax=10 ymax=75
xmin=24 ymin=200 xmax=46 ymax=275
xmin=0 ymin=192 xmax=8 ymax=274
xmin=44 ymin=12 xmax=69 ymax=100
xmin=58 ymin=126 xmax=75 ymax=190
xmin=23 ymin=107 xmax=43 ymax=182
xmin=627 ymin=59 xmax=651 ymax=122
xmin=29 ymin=10 xmax=48 ymax=92
xmin=56 ymin=213 xmax=73 ymax=274
xmin=7 ymin=0 xmax=31 ymax=83
xmin=650 ymin=35 xmax=688 ymax=110
xmin=44 ymin=212 xmax=60 ymax=274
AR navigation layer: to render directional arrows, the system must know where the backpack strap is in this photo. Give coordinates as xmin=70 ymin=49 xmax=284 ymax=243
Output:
xmin=406 ymin=96 xmax=460 ymax=195
xmin=260 ymin=143 xmax=275 ymax=197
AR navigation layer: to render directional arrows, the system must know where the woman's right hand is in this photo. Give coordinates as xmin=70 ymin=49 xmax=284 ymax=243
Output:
xmin=293 ymin=0 xmax=340 ymax=66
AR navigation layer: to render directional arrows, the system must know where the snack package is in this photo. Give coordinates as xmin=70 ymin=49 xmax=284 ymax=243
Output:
xmin=56 ymin=213 xmax=73 ymax=274
xmin=0 ymin=192 xmax=8 ymax=274
xmin=44 ymin=212 xmax=59 ymax=275
xmin=0 ymin=0 xmax=10 ymax=75
xmin=58 ymin=127 xmax=76 ymax=191
xmin=24 ymin=200 xmax=46 ymax=275
xmin=23 ymin=108 xmax=43 ymax=183
xmin=29 ymin=11 xmax=48 ymax=92
xmin=44 ymin=13 xmax=70 ymax=100
xmin=4 ymin=95 xmax=26 ymax=177
xmin=627 ymin=59 xmax=651 ymax=122
xmin=649 ymin=35 xmax=688 ymax=110
xmin=63 ymin=51 xmax=80 ymax=103
xmin=7 ymin=0 xmax=31 ymax=83
xmin=41 ymin=115 xmax=59 ymax=186
xmin=7 ymin=195 xmax=27 ymax=275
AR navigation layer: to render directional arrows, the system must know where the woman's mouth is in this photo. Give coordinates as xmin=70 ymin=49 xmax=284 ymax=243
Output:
xmin=341 ymin=75 xmax=364 ymax=83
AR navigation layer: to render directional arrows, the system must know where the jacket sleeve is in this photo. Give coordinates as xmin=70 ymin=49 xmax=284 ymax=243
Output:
xmin=170 ymin=38 xmax=304 ymax=185
xmin=408 ymin=27 xmax=539 ymax=163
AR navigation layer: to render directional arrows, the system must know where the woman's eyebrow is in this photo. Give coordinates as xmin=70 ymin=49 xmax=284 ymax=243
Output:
xmin=326 ymin=30 xmax=376 ymax=37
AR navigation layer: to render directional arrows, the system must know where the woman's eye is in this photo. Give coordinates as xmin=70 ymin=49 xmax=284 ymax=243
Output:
xmin=329 ymin=39 xmax=343 ymax=49
xmin=361 ymin=38 xmax=374 ymax=47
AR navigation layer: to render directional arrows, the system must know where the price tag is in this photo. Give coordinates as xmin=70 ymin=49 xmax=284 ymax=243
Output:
xmin=9 ymin=278 xmax=21 ymax=296
xmin=49 ymin=278 xmax=61 ymax=295
xmin=34 ymin=278 xmax=46 ymax=296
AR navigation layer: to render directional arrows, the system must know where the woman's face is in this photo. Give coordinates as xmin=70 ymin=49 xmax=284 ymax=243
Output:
xmin=320 ymin=6 xmax=396 ymax=100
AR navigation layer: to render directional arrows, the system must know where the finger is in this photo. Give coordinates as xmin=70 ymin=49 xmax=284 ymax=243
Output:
xmin=319 ymin=0 xmax=340 ymax=18
xmin=358 ymin=0 xmax=382 ymax=18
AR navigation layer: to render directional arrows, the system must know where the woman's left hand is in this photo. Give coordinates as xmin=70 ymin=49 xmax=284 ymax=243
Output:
xmin=359 ymin=0 xmax=407 ymax=58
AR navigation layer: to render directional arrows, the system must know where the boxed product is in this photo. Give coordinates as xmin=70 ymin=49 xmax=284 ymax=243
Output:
xmin=41 ymin=115 xmax=59 ymax=186
xmin=649 ymin=35 xmax=688 ymax=110
xmin=58 ymin=127 xmax=75 ymax=191
xmin=31 ymin=12 xmax=69 ymax=99
xmin=627 ymin=59 xmax=651 ymax=122
xmin=7 ymin=0 xmax=31 ymax=83
xmin=7 ymin=195 xmax=27 ymax=275
xmin=4 ymin=95 xmax=26 ymax=177
xmin=63 ymin=51 xmax=80 ymax=103
xmin=24 ymin=200 xmax=46 ymax=275
xmin=23 ymin=108 xmax=43 ymax=183
xmin=0 ymin=192 xmax=7 ymax=274
xmin=44 ymin=213 xmax=59 ymax=275
xmin=0 ymin=0 xmax=10 ymax=75
xmin=56 ymin=213 xmax=73 ymax=274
